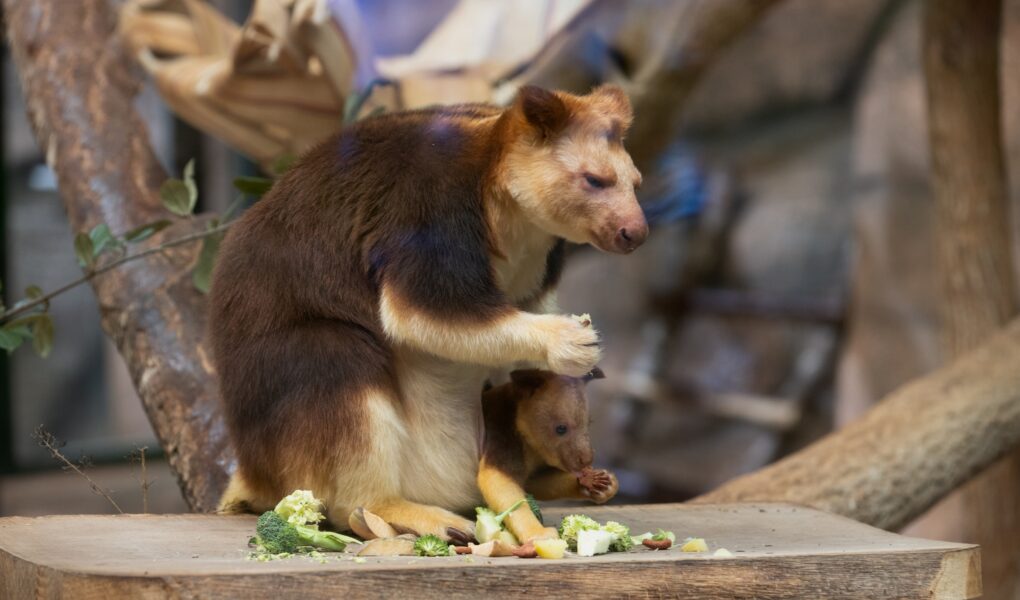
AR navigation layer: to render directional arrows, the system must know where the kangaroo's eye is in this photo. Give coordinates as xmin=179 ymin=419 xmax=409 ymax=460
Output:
xmin=555 ymin=425 xmax=568 ymax=436
xmin=584 ymin=173 xmax=609 ymax=189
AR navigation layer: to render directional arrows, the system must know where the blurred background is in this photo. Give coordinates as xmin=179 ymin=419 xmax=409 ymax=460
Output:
xmin=0 ymin=0 xmax=1015 ymax=551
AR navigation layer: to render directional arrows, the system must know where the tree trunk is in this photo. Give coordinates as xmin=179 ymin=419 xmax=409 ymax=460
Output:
xmin=921 ymin=1 xmax=1019 ymax=597
xmin=3 ymin=0 xmax=231 ymax=512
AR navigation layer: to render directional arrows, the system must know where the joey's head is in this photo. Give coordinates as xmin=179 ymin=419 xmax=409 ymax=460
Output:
xmin=509 ymin=367 xmax=605 ymax=474
xmin=498 ymin=84 xmax=647 ymax=254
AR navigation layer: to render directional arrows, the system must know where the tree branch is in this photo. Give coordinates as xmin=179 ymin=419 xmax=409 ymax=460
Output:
xmin=693 ymin=317 xmax=1020 ymax=531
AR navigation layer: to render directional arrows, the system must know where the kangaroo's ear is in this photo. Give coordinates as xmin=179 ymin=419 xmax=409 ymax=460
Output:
xmin=582 ymin=366 xmax=605 ymax=383
xmin=510 ymin=369 xmax=551 ymax=392
xmin=516 ymin=86 xmax=570 ymax=140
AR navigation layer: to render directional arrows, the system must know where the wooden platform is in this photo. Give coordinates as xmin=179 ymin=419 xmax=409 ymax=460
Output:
xmin=0 ymin=503 xmax=979 ymax=599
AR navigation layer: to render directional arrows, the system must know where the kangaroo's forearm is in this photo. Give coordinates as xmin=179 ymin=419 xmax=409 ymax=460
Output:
xmin=526 ymin=469 xmax=585 ymax=500
xmin=380 ymin=285 xmax=551 ymax=366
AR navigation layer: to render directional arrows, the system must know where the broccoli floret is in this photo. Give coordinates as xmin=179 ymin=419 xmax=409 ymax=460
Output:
xmin=526 ymin=494 xmax=544 ymax=525
xmin=256 ymin=511 xmax=301 ymax=554
xmin=255 ymin=510 xmax=360 ymax=554
xmin=558 ymin=514 xmax=600 ymax=551
xmin=273 ymin=490 xmax=325 ymax=526
xmin=474 ymin=498 xmax=526 ymax=543
xmin=602 ymin=521 xmax=632 ymax=552
xmin=414 ymin=534 xmax=454 ymax=557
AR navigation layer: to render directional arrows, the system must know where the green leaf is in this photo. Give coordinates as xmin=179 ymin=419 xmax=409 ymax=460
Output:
xmin=192 ymin=230 xmax=224 ymax=294
xmin=124 ymin=219 xmax=172 ymax=243
xmin=183 ymin=158 xmax=198 ymax=211
xmin=30 ymin=314 xmax=54 ymax=358
xmin=233 ymin=176 xmax=274 ymax=197
xmin=0 ymin=329 xmax=24 ymax=353
xmin=89 ymin=223 xmax=117 ymax=256
xmin=74 ymin=233 xmax=95 ymax=268
xmin=160 ymin=179 xmax=193 ymax=216
xmin=24 ymin=285 xmax=43 ymax=300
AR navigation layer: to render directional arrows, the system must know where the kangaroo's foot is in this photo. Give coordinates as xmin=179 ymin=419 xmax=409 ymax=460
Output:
xmin=366 ymin=498 xmax=475 ymax=543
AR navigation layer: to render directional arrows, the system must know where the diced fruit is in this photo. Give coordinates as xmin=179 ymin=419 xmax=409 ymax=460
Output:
xmin=534 ymin=538 xmax=568 ymax=559
xmin=576 ymin=529 xmax=615 ymax=557
xmin=680 ymin=537 xmax=708 ymax=552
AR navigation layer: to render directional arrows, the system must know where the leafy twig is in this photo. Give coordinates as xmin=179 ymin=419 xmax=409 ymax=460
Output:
xmin=32 ymin=425 xmax=124 ymax=513
xmin=1 ymin=221 xmax=234 ymax=324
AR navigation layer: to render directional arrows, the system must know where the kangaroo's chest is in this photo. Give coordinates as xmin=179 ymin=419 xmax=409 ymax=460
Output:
xmin=393 ymin=348 xmax=487 ymax=511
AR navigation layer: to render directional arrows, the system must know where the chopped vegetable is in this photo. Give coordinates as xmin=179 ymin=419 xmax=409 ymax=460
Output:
xmin=469 ymin=540 xmax=517 ymax=557
xmin=413 ymin=534 xmax=455 ymax=557
xmin=602 ymin=521 xmax=632 ymax=552
xmin=714 ymin=548 xmax=733 ymax=557
xmin=576 ymin=529 xmax=615 ymax=557
xmin=653 ymin=529 xmax=676 ymax=544
xmin=525 ymin=493 xmax=544 ymax=525
xmin=359 ymin=537 xmax=416 ymax=556
xmin=534 ymin=538 xmax=568 ymax=559
xmin=256 ymin=510 xmax=360 ymax=553
xmin=558 ymin=514 xmax=600 ymax=551
xmin=680 ymin=537 xmax=708 ymax=552
xmin=474 ymin=498 xmax=526 ymax=543
xmin=255 ymin=510 xmax=301 ymax=554
xmin=273 ymin=490 xmax=325 ymax=526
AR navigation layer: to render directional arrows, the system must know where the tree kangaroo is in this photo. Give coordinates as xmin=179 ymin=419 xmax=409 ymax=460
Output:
xmin=211 ymin=84 xmax=646 ymax=541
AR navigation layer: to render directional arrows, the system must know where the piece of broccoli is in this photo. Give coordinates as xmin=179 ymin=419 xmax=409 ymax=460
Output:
xmin=474 ymin=498 xmax=526 ymax=543
xmin=255 ymin=510 xmax=360 ymax=554
xmin=526 ymin=494 xmax=544 ymax=525
xmin=602 ymin=520 xmax=632 ymax=552
xmin=653 ymin=529 xmax=676 ymax=543
xmin=558 ymin=514 xmax=600 ymax=551
xmin=414 ymin=534 xmax=454 ymax=557
xmin=273 ymin=489 xmax=325 ymax=526
xmin=256 ymin=511 xmax=302 ymax=554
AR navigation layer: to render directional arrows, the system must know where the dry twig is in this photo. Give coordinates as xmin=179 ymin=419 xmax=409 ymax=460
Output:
xmin=32 ymin=425 xmax=124 ymax=514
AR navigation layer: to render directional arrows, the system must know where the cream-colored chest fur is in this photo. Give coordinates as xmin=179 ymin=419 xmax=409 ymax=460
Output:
xmin=389 ymin=226 xmax=554 ymax=512
xmin=394 ymin=347 xmax=488 ymax=511
xmin=492 ymin=219 xmax=556 ymax=304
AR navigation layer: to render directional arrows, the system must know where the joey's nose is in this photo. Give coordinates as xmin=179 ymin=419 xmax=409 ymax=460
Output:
xmin=613 ymin=221 xmax=648 ymax=253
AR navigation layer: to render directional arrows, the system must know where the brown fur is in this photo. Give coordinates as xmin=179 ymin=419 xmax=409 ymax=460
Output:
xmin=477 ymin=369 xmax=618 ymax=542
xmin=210 ymin=85 xmax=641 ymax=539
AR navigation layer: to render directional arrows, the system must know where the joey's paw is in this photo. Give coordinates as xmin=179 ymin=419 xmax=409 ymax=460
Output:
xmin=544 ymin=316 xmax=601 ymax=377
xmin=578 ymin=468 xmax=618 ymax=504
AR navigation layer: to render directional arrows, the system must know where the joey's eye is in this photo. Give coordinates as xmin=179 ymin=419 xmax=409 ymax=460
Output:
xmin=583 ymin=173 xmax=609 ymax=189
xmin=555 ymin=425 xmax=568 ymax=436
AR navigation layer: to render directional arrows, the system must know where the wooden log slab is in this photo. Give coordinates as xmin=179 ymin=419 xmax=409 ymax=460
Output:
xmin=0 ymin=504 xmax=979 ymax=599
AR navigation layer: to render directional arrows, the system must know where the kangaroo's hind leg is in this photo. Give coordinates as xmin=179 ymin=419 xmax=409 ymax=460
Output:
xmin=326 ymin=388 xmax=475 ymax=542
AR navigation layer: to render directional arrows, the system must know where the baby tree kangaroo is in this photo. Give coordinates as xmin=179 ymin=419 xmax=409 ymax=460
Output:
xmin=211 ymin=84 xmax=645 ymax=541
xmin=478 ymin=368 xmax=618 ymax=543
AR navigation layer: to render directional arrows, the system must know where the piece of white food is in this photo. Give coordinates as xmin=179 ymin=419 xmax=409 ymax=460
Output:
xmin=576 ymin=529 xmax=616 ymax=557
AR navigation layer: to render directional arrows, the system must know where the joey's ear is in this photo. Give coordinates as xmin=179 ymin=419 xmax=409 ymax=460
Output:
xmin=593 ymin=84 xmax=633 ymax=130
xmin=510 ymin=369 xmax=550 ymax=392
xmin=517 ymin=86 xmax=570 ymax=140
xmin=582 ymin=366 xmax=605 ymax=383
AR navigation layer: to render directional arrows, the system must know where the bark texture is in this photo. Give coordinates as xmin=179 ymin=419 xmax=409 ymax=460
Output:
xmin=4 ymin=0 xmax=231 ymax=512
xmin=923 ymin=2 xmax=1020 ymax=597
xmin=694 ymin=317 xmax=1020 ymax=532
